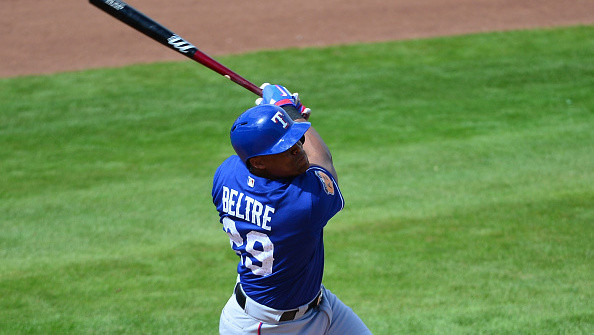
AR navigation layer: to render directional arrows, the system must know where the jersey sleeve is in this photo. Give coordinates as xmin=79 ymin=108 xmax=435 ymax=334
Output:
xmin=303 ymin=166 xmax=345 ymax=228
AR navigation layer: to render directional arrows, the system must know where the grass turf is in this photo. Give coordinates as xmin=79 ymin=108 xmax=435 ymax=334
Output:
xmin=1 ymin=25 xmax=592 ymax=334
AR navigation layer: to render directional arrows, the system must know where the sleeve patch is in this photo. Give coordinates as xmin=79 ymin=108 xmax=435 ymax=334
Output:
xmin=315 ymin=170 xmax=335 ymax=195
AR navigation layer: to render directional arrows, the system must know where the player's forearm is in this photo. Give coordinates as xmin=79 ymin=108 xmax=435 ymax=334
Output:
xmin=302 ymin=125 xmax=337 ymax=180
xmin=282 ymin=105 xmax=337 ymax=179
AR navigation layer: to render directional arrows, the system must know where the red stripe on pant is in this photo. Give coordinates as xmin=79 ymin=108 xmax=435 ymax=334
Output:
xmin=258 ymin=322 xmax=263 ymax=334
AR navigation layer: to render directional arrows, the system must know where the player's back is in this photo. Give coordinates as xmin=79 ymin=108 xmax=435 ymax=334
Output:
xmin=212 ymin=155 xmax=343 ymax=309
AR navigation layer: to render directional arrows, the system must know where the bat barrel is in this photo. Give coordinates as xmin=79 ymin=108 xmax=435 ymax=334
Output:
xmin=89 ymin=0 xmax=194 ymax=58
xmin=89 ymin=0 xmax=262 ymax=96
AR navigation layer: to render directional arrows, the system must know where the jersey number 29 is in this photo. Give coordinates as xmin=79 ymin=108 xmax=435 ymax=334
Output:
xmin=223 ymin=217 xmax=274 ymax=276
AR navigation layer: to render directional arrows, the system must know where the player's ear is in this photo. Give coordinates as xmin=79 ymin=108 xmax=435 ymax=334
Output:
xmin=248 ymin=156 xmax=266 ymax=171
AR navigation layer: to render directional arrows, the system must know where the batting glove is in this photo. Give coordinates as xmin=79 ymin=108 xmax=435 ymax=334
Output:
xmin=255 ymin=83 xmax=311 ymax=120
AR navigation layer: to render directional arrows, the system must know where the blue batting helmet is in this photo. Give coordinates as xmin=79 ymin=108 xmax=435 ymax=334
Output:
xmin=230 ymin=104 xmax=311 ymax=164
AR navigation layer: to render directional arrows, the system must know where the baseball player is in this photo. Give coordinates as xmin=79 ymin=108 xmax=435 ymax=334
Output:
xmin=212 ymin=84 xmax=371 ymax=334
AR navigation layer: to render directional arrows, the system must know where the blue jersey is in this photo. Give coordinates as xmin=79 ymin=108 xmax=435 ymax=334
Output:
xmin=212 ymin=155 xmax=344 ymax=310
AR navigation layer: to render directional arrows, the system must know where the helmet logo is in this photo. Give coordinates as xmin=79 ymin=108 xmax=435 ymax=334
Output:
xmin=271 ymin=111 xmax=289 ymax=129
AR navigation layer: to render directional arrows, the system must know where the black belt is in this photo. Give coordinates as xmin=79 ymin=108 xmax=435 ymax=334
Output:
xmin=234 ymin=283 xmax=322 ymax=322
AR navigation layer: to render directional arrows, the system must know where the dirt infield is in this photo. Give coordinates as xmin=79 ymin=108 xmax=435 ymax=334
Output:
xmin=1 ymin=0 xmax=592 ymax=77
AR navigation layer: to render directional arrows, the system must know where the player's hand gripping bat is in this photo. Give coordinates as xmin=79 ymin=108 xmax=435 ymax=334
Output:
xmin=89 ymin=0 xmax=263 ymax=96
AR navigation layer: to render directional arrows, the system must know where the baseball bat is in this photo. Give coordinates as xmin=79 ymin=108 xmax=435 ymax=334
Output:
xmin=89 ymin=0 xmax=263 ymax=96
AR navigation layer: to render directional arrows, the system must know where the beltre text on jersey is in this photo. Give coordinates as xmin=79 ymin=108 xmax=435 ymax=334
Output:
xmin=220 ymin=185 xmax=274 ymax=231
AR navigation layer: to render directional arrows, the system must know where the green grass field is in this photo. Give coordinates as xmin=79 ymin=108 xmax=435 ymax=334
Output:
xmin=1 ymin=25 xmax=592 ymax=334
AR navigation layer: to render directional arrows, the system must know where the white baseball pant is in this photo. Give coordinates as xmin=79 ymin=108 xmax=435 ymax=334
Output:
xmin=219 ymin=284 xmax=372 ymax=334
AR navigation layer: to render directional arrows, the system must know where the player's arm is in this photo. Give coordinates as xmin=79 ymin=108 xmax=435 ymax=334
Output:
xmin=256 ymin=84 xmax=338 ymax=180
xmin=294 ymin=116 xmax=337 ymax=180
